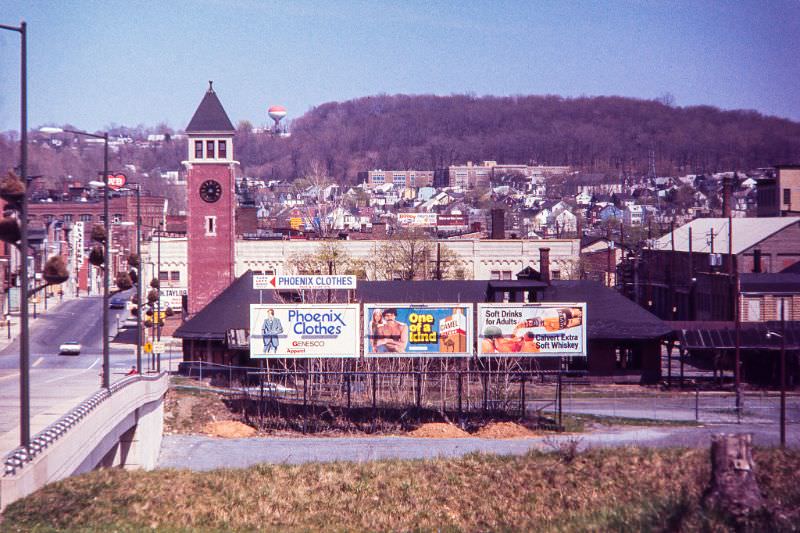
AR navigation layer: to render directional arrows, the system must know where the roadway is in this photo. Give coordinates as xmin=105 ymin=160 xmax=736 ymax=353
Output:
xmin=0 ymin=292 xmax=140 ymax=458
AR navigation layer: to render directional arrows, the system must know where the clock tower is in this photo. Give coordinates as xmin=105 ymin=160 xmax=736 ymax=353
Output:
xmin=183 ymin=82 xmax=237 ymax=315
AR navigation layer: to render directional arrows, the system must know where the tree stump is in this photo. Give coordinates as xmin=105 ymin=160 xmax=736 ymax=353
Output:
xmin=703 ymin=433 xmax=764 ymax=520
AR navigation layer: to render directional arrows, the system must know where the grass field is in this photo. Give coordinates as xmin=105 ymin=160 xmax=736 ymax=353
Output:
xmin=3 ymin=447 xmax=799 ymax=532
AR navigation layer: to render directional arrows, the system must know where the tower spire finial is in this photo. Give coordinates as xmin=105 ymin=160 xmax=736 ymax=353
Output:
xmin=208 ymin=80 xmax=214 ymax=91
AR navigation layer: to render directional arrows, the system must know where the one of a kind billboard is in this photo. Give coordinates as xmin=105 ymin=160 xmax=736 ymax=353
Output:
xmin=249 ymin=302 xmax=586 ymax=359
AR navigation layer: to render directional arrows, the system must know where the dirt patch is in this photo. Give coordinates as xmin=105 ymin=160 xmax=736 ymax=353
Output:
xmin=407 ymin=423 xmax=469 ymax=438
xmin=473 ymin=421 xmax=537 ymax=439
xmin=164 ymin=382 xmax=240 ymax=435
xmin=203 ymin=420 xmax=257 ymax=438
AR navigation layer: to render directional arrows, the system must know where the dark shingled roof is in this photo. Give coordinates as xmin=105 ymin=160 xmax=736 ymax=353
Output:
xmin=538 ymin=280 xmax=672 ymax=340
xmin=185 ymin=83 xmax=235 ymax=133
xmin=740 ymin=273 xmax=800 ymax=294
xmin=175 ymin=274 xmax=670 ymax=342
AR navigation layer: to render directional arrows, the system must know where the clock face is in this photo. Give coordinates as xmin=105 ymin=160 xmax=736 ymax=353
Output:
xmin=199 ymin=180 xmax=222 ymax=203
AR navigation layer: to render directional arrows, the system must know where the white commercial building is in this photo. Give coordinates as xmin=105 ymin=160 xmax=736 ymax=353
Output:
xmin=143 ymin=237 xmax=580 ymax=287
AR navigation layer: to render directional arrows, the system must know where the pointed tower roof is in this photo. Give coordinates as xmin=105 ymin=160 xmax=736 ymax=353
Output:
xmin=185 ymin=81 xmax=235 ymax=133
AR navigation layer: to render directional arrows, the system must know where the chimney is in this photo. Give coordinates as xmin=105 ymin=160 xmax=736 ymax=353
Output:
xmin=722 ymin=176 xmax=732 ymax=218
xmin=539 ymin=247 xmax=551 ymax=285
xmin=490 ymin=209 xmax=505 ymax=239
xmin=753 ymin=249 xmax=762 ymax=273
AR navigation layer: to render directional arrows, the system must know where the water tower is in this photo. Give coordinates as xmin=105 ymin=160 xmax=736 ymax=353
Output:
xmin=267 ymin=105 xmax=287 ymax=134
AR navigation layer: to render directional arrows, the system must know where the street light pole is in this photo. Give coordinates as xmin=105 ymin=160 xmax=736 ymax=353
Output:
xmin=1 ymin=19 xmax=30 ymax=448
xmin=156 ymin=221 xmax=162 ymax=373
xmin=135 ymin=185 xmax=142 ymax=374
xmin=102 ymin=133 xmax=110 ymax=388
xmin=780 ymin=297 xmax=786 ymax=448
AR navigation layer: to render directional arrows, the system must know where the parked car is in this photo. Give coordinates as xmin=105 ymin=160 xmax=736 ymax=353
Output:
xmin=121 ymin=318 xmax=139 ymax=328
xmin=109 ymin=294 xmax=128 ymax=309
xmin=58 ymin=341 xmax=81 ymax=355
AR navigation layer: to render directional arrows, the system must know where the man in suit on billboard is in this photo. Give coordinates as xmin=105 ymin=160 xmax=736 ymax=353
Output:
xmin=262 ymin=308 xmax=283 ymax=353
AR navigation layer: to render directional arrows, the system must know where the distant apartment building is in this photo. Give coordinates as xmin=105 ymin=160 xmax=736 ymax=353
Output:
xmin=359 ymin=170 xmax=434 ymax=188
xmin=757 ymin=165 xmax=800 ymax=216
xmin=435 ymin=161 xmax=570 ymax=189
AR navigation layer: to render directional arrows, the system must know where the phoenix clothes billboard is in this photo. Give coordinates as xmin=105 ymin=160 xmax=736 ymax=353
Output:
xmin=477 ymin=303 xmax=587 ymax=357
xmin=250 ymin=304 xmax=360 ymax=358
xmin=364 ymin=304 xmax=473 ymax=357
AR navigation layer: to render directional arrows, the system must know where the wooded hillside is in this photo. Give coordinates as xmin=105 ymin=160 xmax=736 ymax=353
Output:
xmin=3 ymin=94 xmax=799 ymax=188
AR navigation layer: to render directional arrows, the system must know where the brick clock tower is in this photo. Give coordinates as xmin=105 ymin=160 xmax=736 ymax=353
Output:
xmin=183 ymin=82 xmax=237 ymax=315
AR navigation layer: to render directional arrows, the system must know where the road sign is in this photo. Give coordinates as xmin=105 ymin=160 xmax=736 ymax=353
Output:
xmin=152 ymin=341 xmax=166 ymax=354
xmin=107 ymin=173 xmax=127 ymax=191
xmin=144 ymin=341 xmax=153 ymax=354
xmin=254 ymin=275 xmax=357 ymax=291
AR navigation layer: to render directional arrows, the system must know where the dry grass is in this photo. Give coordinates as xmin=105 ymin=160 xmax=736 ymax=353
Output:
xmin=3 ymin=448 xmax=800 ymax=532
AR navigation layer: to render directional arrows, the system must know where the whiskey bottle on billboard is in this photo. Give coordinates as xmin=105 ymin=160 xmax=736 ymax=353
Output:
xmin=525 ymin=307 xmax=582 ymax=332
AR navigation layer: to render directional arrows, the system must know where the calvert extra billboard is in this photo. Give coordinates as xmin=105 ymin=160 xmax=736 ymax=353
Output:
xmin=477 ymin=303 xmax=587 ymax=357
xmin=364 ymin=304 xmax=473 ymax=357
xmin=250 ymin=304 xmax=360 ymax=358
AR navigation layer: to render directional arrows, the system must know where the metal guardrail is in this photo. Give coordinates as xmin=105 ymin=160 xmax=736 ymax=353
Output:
xmin=3 ymin=373 xmax=166 ymax=477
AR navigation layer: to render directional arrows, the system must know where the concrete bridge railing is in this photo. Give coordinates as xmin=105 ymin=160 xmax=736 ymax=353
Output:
xmin=1 ymin=372 xmax=169 ymax=511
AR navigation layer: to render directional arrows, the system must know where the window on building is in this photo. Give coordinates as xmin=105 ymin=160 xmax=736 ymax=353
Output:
xmin=206 ymin=140 xmax=215 ymax=159
xmin=218 ymin=140 xmax=227 ymax=159
xmin=112 ymin=214 xmax=122 ymax=224
xmin=158 ymin=271 xmax=169 ymax=281
xmin=63 ymin=214 xmax=73 ymax=223
xmin=170 ymin=271 xmax=180 ymax=281
xmin=98 ymin=215 xmax=106 ymax=224
xmin=194 ymin=140 xmax=203 ymax=159
xmin=746 ymin=298 xmax=761 ymax=322
xmin=205 ymin=215 xmax=216 ymax=236
xmin=784 ymin=188 xmax=791 ymax=205
xmin=79 ymin=214 xmax=92 ymax=222
xmin=502 ymin=270 xmax=512 ymax=280
xmin=777 ymin=297 xmax=792 ymax=321
xmin=44 ymin=214 xmax=54 ymax=223
xmin=490 ymin=270 xmax=501 ymax=280
xmin=551 ymin=270 xmax=561 ymax=280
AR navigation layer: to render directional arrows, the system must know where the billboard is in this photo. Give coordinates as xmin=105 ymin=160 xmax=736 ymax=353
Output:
xmin=364 ymin=304 xmax=473 ymax=357
xmin=250 ymin=304 xmax=360 ymax=358
xmin=477 ymin=303 xmax=587 ymax=357
xmin=397 ymin=212 xmax=437 ymax=227
xmin=437 ymin=214 xmax=468 ymax=228
xmin=159 ymin=287 xmax=187 ymax=310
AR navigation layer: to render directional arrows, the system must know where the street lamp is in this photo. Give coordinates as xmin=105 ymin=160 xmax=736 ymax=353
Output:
xmin=766 ymin=297 xmax=788 ymax=448
xmin=118 ymin=183 xmax=142 ymax=374
xmin=40 ymin=127 xmax=110 ymax=389
xmin=1 ymin=19 xmax=31 ymax=449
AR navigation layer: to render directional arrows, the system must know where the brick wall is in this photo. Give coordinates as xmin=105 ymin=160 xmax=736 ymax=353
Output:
xmin=186 ymin=163 xmax=236 ymax=315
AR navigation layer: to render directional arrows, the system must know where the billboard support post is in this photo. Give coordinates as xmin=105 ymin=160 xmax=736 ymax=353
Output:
xmin=520 ymin=374 xmax=526 ymax=418
xmin=483 ymin=373 xmax=489 ymax=413
xmin=346 ymin=373 xmax=351 ymax=409
xmin=303 ymin=367 xmax=308 ymax=434
xmin=415 ymin=371 xmax=422 ymax=408
xmin=457 ymin=372 xmax=463 ymax=420
xmin=557 ymin=359 xmax=563 ymax=428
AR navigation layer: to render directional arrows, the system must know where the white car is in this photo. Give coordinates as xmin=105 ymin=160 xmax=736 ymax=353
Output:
xmin=58 ymin=341 xmax=81 ymax=355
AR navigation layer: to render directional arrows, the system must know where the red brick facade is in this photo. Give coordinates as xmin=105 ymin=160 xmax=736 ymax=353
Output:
xmin=186 ymin=163 xmax=236 ymax=315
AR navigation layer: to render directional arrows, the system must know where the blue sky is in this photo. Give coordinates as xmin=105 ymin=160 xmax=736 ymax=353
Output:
xmin=1 ymin=0 xmax=798 ymax=133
